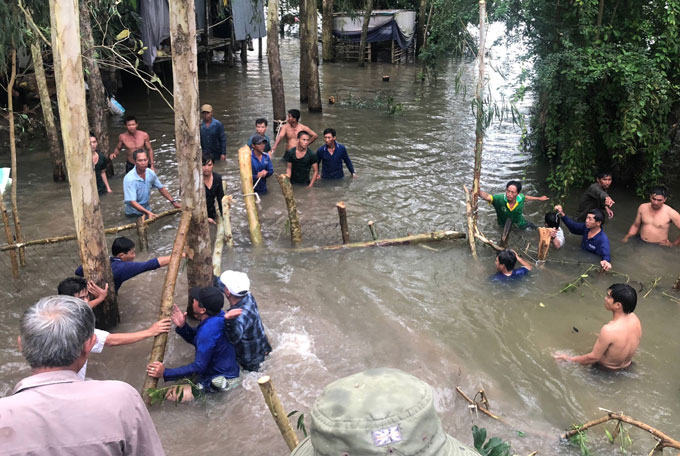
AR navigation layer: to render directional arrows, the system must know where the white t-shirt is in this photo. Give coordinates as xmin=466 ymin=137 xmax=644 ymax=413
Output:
xmin=77 ymin=328 xmax=110 ymax=380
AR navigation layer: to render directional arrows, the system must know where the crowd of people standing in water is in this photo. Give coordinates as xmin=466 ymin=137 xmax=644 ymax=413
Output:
xmin=482 ymin=172 xmax=680 ymax=372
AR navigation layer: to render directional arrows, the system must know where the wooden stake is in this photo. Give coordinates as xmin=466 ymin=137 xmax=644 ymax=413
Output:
xmin=258 ymin=376 xmax=300 ymax=451
xmin=238 ymin=146 xmax=263 ymax=245
xmin=135 ymin=217 xmax=148 ymax=251
xmin=142 ymin=210 xmax=192 ymax=404
xmin=7 ymin=48 xmax=25 ymax=267
xmin=212 ymin=187 xmax=233 ymax=276
xmin=368 ymin=220 xmax=378 ymax=240
xmin=292 ymin=230 xmax=465 ymax=253
xmin=336 ymin=201 xmax=350 ymax=244
xmin=560 ymin=412 xmax=680 ymax=451
xmin=537 ymin=227 xmax=551 ymax=261
xmin=455 ymin=387 xmax=509 ymax=424
xmin=0 ymin=198 xmax=19 ymax=278
xmin=463 ymin=185 xmax=477 ymax=258
xmin=276 ymin=174 xmax=302 ymax=245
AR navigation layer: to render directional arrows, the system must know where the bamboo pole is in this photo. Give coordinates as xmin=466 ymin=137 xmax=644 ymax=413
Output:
xmin=238 ymin=146 xmax=263 ymax=245
xmin=537 ymin=227 xmax=551 ymax=261
xmin=142 ymin=210 xmax=192 ymax=404
xmin=292 ymin=230 xmax=465 ymax=253
xmin=336 ymin=201 xmax=350 ymax=244
xmin=7 ymin=48 xmax=26 ymax=267
xmin=0 ymin=208 xmax=181 ymax=252
xmin=276 ymin=174 xmax=302 ymax=245
xmin=258 ymin=376 xmax=300 ymax=451
xmin=560 ymin=412 xmax=680 ymax=450
xmin=368 ymin=220 xmax=378 ymax=240
xmin=0 ymin=198 xmax=19 ymax=278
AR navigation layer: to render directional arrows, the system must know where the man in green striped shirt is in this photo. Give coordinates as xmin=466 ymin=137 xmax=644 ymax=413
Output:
xmin=479 ymin=180 xmax=549 ymax=229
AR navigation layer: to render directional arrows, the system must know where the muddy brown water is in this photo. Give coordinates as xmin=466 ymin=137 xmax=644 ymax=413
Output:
xmin=1 ymin=35 xmax=680 ymax=455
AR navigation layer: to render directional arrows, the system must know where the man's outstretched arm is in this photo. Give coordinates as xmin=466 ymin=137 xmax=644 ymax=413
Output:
xmin=554 ymin=326 xmax=611 ymax=365
xmin=105 ymin=318 xmax=171 ymax=346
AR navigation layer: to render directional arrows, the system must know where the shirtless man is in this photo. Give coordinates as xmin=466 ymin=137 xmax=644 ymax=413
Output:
xmin=554 ymin=283 xmax=641 ymax=370
xmin=271 ymin=109 xmax=318 ymax=156
xmin=622 ymin=186 xmax=680 ymax=247
xmin=111 ymin=115 xmax=155 ymax=173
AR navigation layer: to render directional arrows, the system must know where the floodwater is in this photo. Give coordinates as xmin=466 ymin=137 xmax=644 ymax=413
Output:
xmin=2 ymin=34 xmax=680 ymax=456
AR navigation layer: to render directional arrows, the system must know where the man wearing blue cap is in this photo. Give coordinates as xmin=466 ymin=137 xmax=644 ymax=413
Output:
xmin=251 ymin=135 xmax=274 ymax=194
xmin=146 ymin=287 xmax=240 ymax=401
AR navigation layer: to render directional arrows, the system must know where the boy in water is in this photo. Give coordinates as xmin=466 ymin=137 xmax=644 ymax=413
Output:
xmin=554 ymin=283 xmax=641 ymax=370
xmin=492 ymin=249 xmax=533 ymax=281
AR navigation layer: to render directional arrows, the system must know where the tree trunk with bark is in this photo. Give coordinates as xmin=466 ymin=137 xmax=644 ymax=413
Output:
xmin=168 ymin=0 xmax=213 ymax=297
xmin=416 ymin=0 xmax=427 ymax=55
xmin=80 ymin=0 xmax=110 ymax=165
xmin=49 ymin=0 xmax=117 ymax=328
xmin=7 ymin=48 xmax=26 ymax=267
xmin=304 ymin=0 xmax=322 ymax=111
xmin=358 ymin=0 xmax=373 ymax=66
xmin=267 ymin=0 xmax=286 ymax=128
xmin=30 ymin=43 xmax=66 ymax=181
xmin=299 ymin=0 xmax=309 ymax=104
xmin=322 ymin=0 xmax=334 ymax=62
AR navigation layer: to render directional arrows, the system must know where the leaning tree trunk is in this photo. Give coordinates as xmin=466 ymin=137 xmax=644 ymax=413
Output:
xmin=49 ymin=0 xmax=117 ymax=328
xmin=466 ymin=0 xmax=487 ymax=259
xmin=267 ymin=0 xmax=286 ymax=133
xmin=299 ymin=0 xmax=309 ymax=104
xmin=80 ymin=0 xmax=110 ymax=165
xmin=30 ymin=43 xmax=67 ymax=181
xmin=304 ymin=0 xmax=322 ymax=111
xmin=7 ymin=48 xmax=26 ymax=267
xmin=416 ymin=0 xmax=427 ymax=56
xmin=357 ymin=0 xmax=373 ymax=66
xmin=321 ymin=0 xmax=334 ymax=62
xmin=168 ymin=0 xmax=213 ymax=296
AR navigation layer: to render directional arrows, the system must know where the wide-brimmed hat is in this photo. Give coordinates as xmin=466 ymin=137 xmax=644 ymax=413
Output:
xmin=290 ymin=368 xmax=478 ymax=456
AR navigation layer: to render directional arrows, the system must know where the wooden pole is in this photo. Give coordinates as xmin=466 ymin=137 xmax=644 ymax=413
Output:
xmin=299 ymin=0 xmax=309 ymax=104
xmin=258 ymin=376 xmax=300 ymax=451
xmin=50 ymin=0 xmax=118 ymax=329
xmin=368 ymin=220 xmax=378 ymax=240
xmin=142 ymin=210 xmax=192 ymax=404
xmin=222 ymin=180 xmax=234 ymax=247
xmin=357 ymin=0 xmax=373 ymax=66
xmin=212 ymin=183 xmax=233 ymax=276
xmin=336 ymin=201 xmax=349 ymax=244
xmin=30 ymin=41 xmax=67 ymax=181
xmin=135 ymin=217 xmax=148 ymax=251
xmin=292 ymin=230 xmax=465 ymax=253
xmin=537 ymin=227 xmax=551 ymax=261
xmin=258 ymin=38 xmax=262 ymax=59
xmin=463 ymin=185 xmax=477 ymax=258
xmin=267 ymin=0 xmax=286 ymax=127
xmin=322 ymin=0 xmax=334 ymax=61
xmin=168 ymin=0 xmax=214 ymax=295
xmin=238 ymin=146 xmax=263 ymax=245
xmin=276 ymin=174 xmax=302 ymax=245
xmin=7 ymin=48 xmax=26 ymax=267
xmin=0 ymin=198 xmax=19 ymax=278
xmin=560 ymin=412 xmax=680 ymax=450
xmin=304 ymin=0 xmax=322 ymax=111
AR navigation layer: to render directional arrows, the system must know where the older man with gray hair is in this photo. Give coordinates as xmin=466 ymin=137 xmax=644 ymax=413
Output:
xmin=0 ymin=296 xmax=165 ymax=455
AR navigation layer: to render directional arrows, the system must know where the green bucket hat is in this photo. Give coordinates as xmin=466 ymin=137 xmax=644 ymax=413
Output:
xmin=290 ymin=368 xmax=478 ymax=456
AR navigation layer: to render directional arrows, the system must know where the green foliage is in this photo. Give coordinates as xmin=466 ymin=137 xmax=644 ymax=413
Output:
xmin=501 ymin=0 xmax=680 ymax=197
xmin=338 ymin=91 xmax=404 ymax=115
xmin=567 ymin=425 xmax=591 ymax=456
xmin=471 ymin=425 xmax=512 ymax=456
xmin=605 ymin=421 xmax=633 ymax=453
xmin=287 ymin=410 xmax=308 ymax=437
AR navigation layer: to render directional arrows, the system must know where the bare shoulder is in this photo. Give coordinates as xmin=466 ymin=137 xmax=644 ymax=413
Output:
xmin=140 ymin=130 xmax=151 ymax=140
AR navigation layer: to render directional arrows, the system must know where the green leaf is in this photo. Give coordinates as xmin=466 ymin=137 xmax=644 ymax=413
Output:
xmin=604 ymin=428 xmax=613 ymax=443
xmin=115 ymin=29 xmax=130 ymax=40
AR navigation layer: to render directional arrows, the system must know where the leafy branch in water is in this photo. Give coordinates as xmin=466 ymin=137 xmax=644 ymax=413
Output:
xmin=286 ymin=410 xmax=308 ymax=437
xmin=568 ymin=425 xmax=591 ymax=456
xmin=336 ymin=91 xmax=403 ymax=116
xmin=471 ymin=425 xmax=511 ymax=456
xmin=145 ymin=379 xmax=204 ymax=406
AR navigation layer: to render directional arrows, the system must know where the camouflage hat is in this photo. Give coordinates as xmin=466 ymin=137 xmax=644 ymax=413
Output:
xmin=290 ymin=368 xmax=478 ymax=456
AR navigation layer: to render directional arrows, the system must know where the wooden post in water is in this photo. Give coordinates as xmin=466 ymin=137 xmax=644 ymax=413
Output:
xmin=267 ymin=0 xmax=286 ymax=133
xmin=537 ymin=227 xmax=551 ymax=261
xmin=368 ymin=220 xmax=378 ymax=240
xmin=212 ymin=182 xmax=233 ymax=276
xmin=238 ymin=146 xmax=263 ymax=245
xmin=142 ymin=210 xmax=191 ymax=404
xmin=135 ymin=217 xmax=148 ymax=251
xmin=293 ymin=230 xmax=466 ymax=253
xmin=336 ymin=201 xmax=350 ymax=244
xmin=7 ymin=49 xmax=26 ymax=267
xmin=0 ymin=198 xmax=19 ymax=278
xmin=276 ymin=174 xmax=302 ymax=245
xmin=258 ymin=376 xmax=300 ymax=451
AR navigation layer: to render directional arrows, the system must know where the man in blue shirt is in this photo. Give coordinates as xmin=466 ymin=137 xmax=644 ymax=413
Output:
xmin=146 ymin=286 xmax=240 ymax=402
xmin=316 ymin=128 xmax=357 ymax=180
xmin=75 ymin=236 xmax=170 ymax=292
xmin=251 ymin=135 xmax=274 ymax=194
xmin=123 ymin=150 xmax=180 ymax=218
xmin=491 ymin=249 xmax=532 ymax=281
xmin=218 ymin=270 xmax=272 ymax=372
xmin=200 ymin=104 xmax=227 ymax=161
xmin=555 ymin=205 xmax=612 ymax=271
xmin=247 ymin=118 xmax=272 ymax=155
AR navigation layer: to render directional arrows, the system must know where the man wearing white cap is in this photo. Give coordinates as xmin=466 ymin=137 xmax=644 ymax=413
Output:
xmin=200 ymin=104 xmax=227 ymax=161
xmin=218 ymin=270 xmax=272 ymax=371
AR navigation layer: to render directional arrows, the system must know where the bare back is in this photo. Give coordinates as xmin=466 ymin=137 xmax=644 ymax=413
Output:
xmin=638 ymin=203 xmax=679 ymax=243
xmin=597 ymin=313 xmax=642 ymax=369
